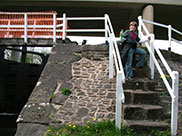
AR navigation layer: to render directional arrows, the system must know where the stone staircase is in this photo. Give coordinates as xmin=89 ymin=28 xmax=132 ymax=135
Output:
xmin=122 ymin=58 xmax=170 ymax=134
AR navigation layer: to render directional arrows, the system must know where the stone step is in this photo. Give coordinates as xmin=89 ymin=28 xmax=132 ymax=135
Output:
xmin=123 ymin=78 xmax=156 ymax=91
xmin=124 ymin=89 xmax=160 ymax=105
xmin=133 ymin=67 xmax=150 ymax=78
xmin=160 ymin=95 xmax=171 ymax=102
xmin=123 ymin=104 xmax=165 ymax=120
xmin=154 ymin=87 xmax=167 ymax=92
xmin=124 ymin=120 xmax=169 ymax=134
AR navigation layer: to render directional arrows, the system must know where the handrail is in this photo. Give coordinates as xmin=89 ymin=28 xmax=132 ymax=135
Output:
xmin=138 ymin=16 xmax=179 ymax=136
xmin=59 ymin=15 xmax=106 ymax=38
xmin=104 ymin=15 xmax=125 ymax=77
xmin=104 ymin=14 xmax=125 ymax=129
xmin=142 ymin=18 xmax=182 ymax=50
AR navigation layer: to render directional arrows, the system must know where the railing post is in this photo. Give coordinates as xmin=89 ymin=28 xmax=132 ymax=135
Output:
xmin=62 ymin=13 xmax=66 ymax=41
xmin=7 ymin=20 xmax=10 ymax=38
xmin=138 ymin=16 xmax=142 ymax=38
xmin=53 ymin=13 xmax=56 ymax=44
xmin=171 ymin=71 xmax=179 ymax=136
xmin=168 ymin=25 xmax=172 ymax=51
xmin=24 ymin=13 xmax=27 ymax=44
xmin=109 ymin=34 xmax=114 ymax=79
xmin=150 ymin=34 xmax=155 ymax=79
xmin=105 ymin=14 xmax=109 ymax=44
xmin=115 ymin=71 xmax=123 ymax=129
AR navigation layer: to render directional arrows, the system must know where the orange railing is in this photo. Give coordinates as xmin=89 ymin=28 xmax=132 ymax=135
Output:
xmin=0 ymin=11 xmax=64 ymax=40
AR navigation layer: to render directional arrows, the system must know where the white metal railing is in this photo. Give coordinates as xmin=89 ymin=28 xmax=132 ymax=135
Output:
xmin=140 ymin=18 xmax=182 ymax=50
xmin=138 ymin=16 xmax=179 ymax=136
xmin=58 ymin=13 xmax=106 ymax=40
xmin=104 ymin=14 xmax=125 ymax=129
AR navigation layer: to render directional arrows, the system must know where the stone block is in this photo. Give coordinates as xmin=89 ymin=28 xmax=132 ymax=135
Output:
xmin=17 ymin=102 xmax=53 ymax=124
xmin=41 ymin=63 xmax=72 ymax=80
xmin=29 ymin=77 xmax=57 ymax=103
xmin=123 ymin=104 xmax=164 ymax=120
xmin=15 ymin=123 xmax=48 ymax=136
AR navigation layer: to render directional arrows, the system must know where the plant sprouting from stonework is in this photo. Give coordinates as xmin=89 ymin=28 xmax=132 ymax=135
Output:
xmin=50 ymin=94 xmax=56 ymax=99
xmin=62 ymin=60 xmax=66 ymax=64
xmin=60 ymin=88 xmax=72 ymax=96
xmin=52 ymin=60 xmax=58 ymax=64
xmin=50 ymin=114 xmax=55 ymax=120
xmin=180 ymin=112 xmax=182 ymax=119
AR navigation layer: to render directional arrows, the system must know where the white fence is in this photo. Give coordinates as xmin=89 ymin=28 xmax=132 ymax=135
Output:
xmin=138 ymin=16 xmax=179 ymax=136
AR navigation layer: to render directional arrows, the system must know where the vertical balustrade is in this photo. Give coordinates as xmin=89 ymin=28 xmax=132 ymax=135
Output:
xmin=24 ymin=13 xmax=27 ymax=44
xmin=53 ymin=13 xmax=56 ymax=43
xmin=168 ymin=25 xmax=172 ymax=51
xmin=109 ymin=34 xmax=114 ymax=79
xmin=105 ymin=14 xmax=109 ymax=44
xmin=62 ymin=13 xmax=66 ymax=41
xmin=115 ymin=71 xmax=123 ymax=129
xmin=150 ymin=34 xmax=155 ymax=79
xmin=171 ymin=71 xmax=179 ymax=136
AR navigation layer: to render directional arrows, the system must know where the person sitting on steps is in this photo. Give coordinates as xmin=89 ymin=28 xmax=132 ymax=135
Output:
xmin=121 ymin=21 xmax=151 ymax=80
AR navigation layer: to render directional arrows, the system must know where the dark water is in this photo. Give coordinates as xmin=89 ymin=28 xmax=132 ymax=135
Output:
xmin=0 ymin=113 xmax=17 ymax=136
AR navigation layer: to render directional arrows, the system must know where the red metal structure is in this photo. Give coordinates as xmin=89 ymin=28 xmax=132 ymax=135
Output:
xmin=0 ymin=11 xmax=64 ymax=39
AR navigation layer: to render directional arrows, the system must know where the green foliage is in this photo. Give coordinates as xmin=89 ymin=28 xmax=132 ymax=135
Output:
xmin=180 ymin=112 xmax=182 ymax=119
xmin=26 ymin=53 xmax=42 ymax=64
xmin=50 ymin=114 xmax=55 ymax=120
xmin=45 ymin=120 xmax=171 ymax=136
xmin=120 ymin=123 xmax=138 ymax=136
xmin=149 ymin=130 xmax=171 ymax=136
xmin=52 ymin=60 xmax=58 ymax=64
xmin=62 ymin=60 xmax=66 ymax=64
xmin=45 ymin=120 xmax=123 ymax=136
xmin=60 ymin=88 xmax=72 ymax=96
xmin=50 ymin=94 xmax=56 ymax=99
xmin=161 ymin=92 xmax=168 ymax=96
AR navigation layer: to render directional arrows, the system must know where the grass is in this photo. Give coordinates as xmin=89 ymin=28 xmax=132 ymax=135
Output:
xmin=45 ymin=120 xmax=171 ymax=136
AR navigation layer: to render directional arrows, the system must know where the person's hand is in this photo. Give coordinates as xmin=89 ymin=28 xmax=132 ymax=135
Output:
xmin=120 ymin=31 xmax=123 ymax=36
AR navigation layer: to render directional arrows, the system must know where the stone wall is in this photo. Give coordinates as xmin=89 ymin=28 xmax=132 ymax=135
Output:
xmin=15 ymin=42 xmax=110 ymax=136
